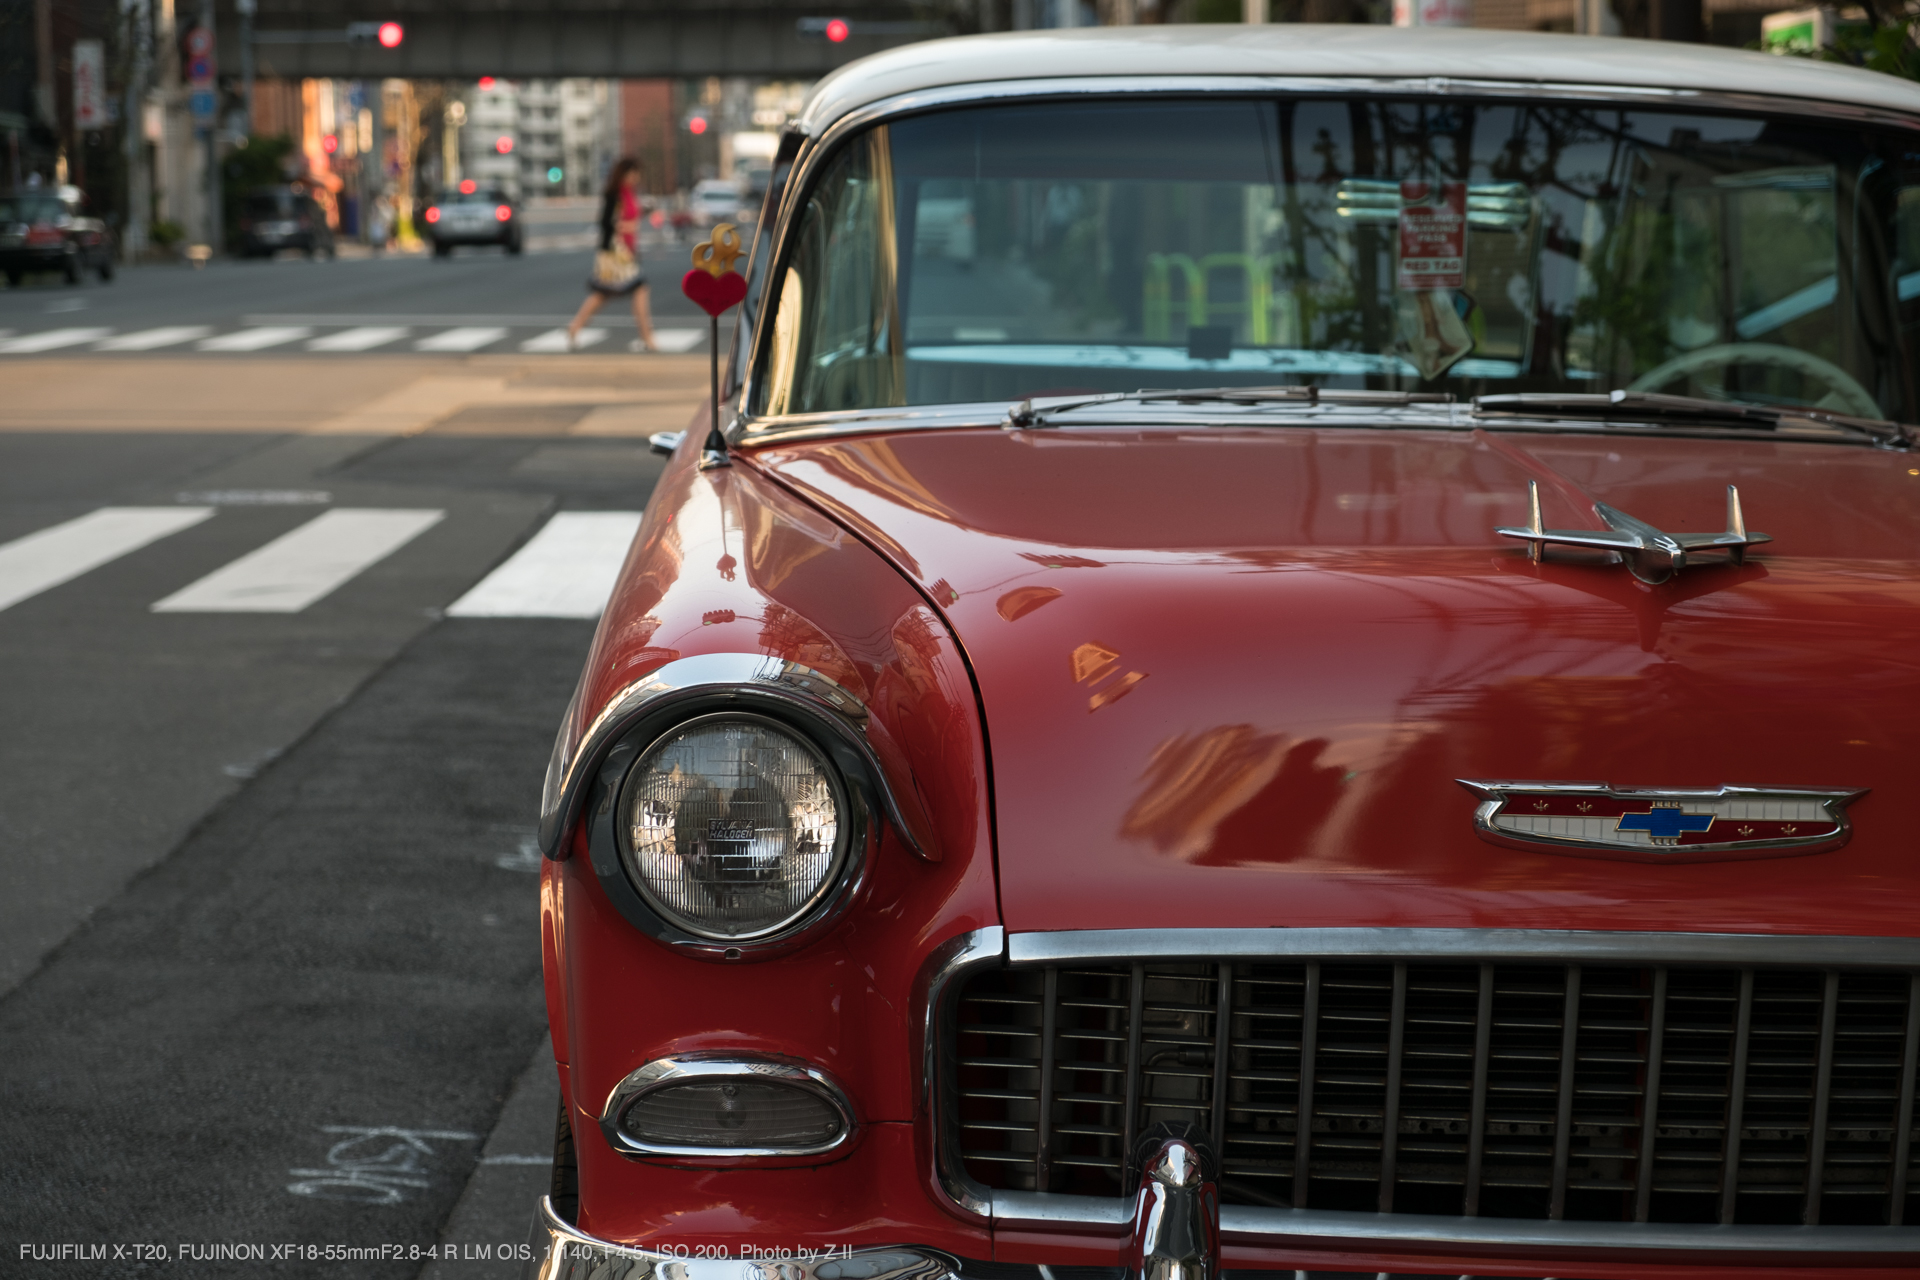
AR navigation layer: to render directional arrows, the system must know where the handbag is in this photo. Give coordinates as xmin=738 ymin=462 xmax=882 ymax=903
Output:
xmin=590 ymin=243 xmax=641 ymax=291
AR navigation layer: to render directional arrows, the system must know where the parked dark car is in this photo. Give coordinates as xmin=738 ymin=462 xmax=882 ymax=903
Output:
xmin=235 ymin=186 xmax=335 ymax=259
xmin=0 ymin=187 xmax=113 ymax=286
xmin=423 ymin=183 xmax=522 ymax=256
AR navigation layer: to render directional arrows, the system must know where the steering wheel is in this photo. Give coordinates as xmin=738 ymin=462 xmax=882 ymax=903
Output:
xmin=1627 ymin=341 xmax=1882 ymax=419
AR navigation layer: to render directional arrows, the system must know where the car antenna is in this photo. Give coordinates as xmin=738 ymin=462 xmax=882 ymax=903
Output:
xmin=682 ymin=224 xmax=749 ymax=469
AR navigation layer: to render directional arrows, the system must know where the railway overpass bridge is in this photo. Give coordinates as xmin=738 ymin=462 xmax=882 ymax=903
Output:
xmin=220 ymin=0 xmax=958 ymax=80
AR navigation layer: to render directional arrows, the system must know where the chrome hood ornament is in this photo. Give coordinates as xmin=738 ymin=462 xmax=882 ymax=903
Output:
xmin=1497 ymin=480 xmax=1771 ymax=584
xmin=1459 ymin=780 xmax=1866 ymax=863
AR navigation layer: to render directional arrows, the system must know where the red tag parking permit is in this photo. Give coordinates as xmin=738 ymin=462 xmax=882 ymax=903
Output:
xmin=1397 ymin=181 xmax=1466 ymax=291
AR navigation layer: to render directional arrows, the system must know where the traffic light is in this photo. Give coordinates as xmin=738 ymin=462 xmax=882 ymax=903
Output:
xmin=346 ymin=20 xmax=403 ymax=46
xmin=687 ymin=114 xmax=709 ymax=136
xmin=797 ymin=17 xmax=853 ymax=40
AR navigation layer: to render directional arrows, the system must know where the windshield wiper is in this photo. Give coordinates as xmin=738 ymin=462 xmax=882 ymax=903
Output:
xmin=1473 ymin=389 xmax=1910 ymax=447
xmin=1005 ymin=385 xmax=1452 ymax=427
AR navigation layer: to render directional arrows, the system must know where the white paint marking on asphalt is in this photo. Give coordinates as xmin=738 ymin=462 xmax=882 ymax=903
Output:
xmin=478 ymin=1154 xmax=551 ymax=1165
xmin=446 ymin=510 xmax=641 ymax=619
xmin=286 ymin=1126 xmax=480 ymax=1205
xmin=195 ymin=326 xmax=313 ymax=352
xmin=415 ymin=326 xmax=508 ymax=353
xmin=307 ymin=326 xmax=410 ymax=352
xmin=0 ymin=507 xmax=215 ymax=614
xmin=520 ymin=327 xmax=601 ymax=353
xmin=651 ymin=329 xmax=705 ymax=353
xmin=152 ymin=508 xmax=446 ymax=613
xmin=94 ymin=325 xmax=215 ymax=351
xmin=0 ymin=327 xmax=113 ymax=353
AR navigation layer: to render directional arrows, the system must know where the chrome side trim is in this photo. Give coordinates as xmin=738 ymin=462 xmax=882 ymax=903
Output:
xmin=537 ymin=652 xmax=922 ymax=861
xmin=1006 ymin=927 xmax=1920 ymax=969
xmin=735 ymin=75 xmax=1920 ymax=434
xmin=522 ymin=1197 xmax=959 ymax=1280
xmin=599 ymin=1054 xmax=855 ymax=1160
xmin=917 ymin=926 xmax=1005 ymax=1218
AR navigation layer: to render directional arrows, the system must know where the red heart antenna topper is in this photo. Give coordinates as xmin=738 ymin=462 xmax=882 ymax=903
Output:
xmin=682 ymin=224 xmax=747 ymax=467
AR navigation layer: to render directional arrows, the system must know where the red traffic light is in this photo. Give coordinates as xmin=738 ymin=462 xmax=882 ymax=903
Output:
xmin=495 ymin=135 xmax=514 ymax=154
xmin=321 ymin=133 xmax=338 ymax=154
xmin=688 ymin=116 xmax=708 ymax=136
xmin=377 ymin=21 xmax=403 ymax=47
xmin=825 ymin=17 xmax=850 ymax=40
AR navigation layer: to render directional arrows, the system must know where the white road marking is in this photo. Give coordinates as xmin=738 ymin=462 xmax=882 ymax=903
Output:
xmin=0 ymin=327 xmax=113 ymax=353
xmin=446 ymin=510 xmax=641 ymax=619
xmin=307 ymin=326 xmax=410 ymax=352
xmin=196 ymin=326 xmax=313 ymax=352
xmin=0 ymin=507 xmax=215 ymax=614
xmin=520 ymin=327 xmax=602 ymax=353
xmin=415 ymin=326 xmax=508 ymax=353
xmin=94 ymin=325 xmax=215 ymax=351
xmin=152 ymin=508 xmax=445 ymax=613
xmin=651 ymin=329 xmax=705 ymax=353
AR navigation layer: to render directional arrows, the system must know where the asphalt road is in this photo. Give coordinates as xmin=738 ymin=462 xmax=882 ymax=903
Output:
xmin=0 ymin=256 xmax=703 ymax=1276
xmin=0 ymin=197 xmax=719 ymax=356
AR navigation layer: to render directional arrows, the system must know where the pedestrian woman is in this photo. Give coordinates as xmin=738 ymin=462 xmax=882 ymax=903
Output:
xmin=567 ymin=157 xmax=659 ymax=352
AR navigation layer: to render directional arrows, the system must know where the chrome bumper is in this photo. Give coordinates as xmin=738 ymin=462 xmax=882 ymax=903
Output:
xmin=523 ymin=1197 xmax=960 ymax=1280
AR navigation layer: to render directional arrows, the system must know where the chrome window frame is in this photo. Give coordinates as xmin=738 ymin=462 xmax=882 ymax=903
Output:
xmin=921 ymin=925 xmax=1920 ymax=1256
xmin=600 ymin=1054 xmax=857 ymax=1159
xmin=733 ymin=76 xmax=1920 ymax=446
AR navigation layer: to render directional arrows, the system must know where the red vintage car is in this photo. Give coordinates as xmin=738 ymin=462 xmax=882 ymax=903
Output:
xmin=529 ymin=26 xmax=1920 ymax=1280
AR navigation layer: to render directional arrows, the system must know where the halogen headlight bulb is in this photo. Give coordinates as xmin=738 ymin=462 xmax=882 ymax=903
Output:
xmin=620 ymin=715 xmax=845 ymax=940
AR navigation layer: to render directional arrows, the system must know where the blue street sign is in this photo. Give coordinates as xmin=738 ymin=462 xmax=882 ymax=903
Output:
xmin=189 ymin=89 xmax=217 ymax=123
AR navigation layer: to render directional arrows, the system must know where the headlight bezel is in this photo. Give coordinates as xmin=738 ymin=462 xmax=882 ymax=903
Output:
xmin=615 ymin=710 xmax=852 ymax=945
xmin=581 ymin=685 xmax=881 ymax=962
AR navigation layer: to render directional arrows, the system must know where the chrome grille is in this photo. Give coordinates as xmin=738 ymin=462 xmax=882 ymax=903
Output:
xmin=950 ymin=959 xmax=1920 ymax=1226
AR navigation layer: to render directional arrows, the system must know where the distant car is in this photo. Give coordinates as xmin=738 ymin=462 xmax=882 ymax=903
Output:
xmin=425 ymin=185 xmax=522 ymax=256
xmin=236 ymin=186 xmax=335 ymax=259
xmin=0 ymin=186 xmax=112 ymax=286
xmin=688 ymin=178 xmax=746 ymax=229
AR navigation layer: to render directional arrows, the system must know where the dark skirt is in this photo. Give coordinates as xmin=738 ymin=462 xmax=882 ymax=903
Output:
xmin=589 ymin=271 xmax=647 ymax=298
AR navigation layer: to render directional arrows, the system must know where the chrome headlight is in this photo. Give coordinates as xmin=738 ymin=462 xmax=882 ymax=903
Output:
xmin=618 ymin=713 xmax=848 ymax=941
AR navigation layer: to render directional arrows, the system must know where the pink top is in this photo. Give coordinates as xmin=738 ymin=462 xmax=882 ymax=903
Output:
xmin=620 ymin=188 xmax=638 ymax=251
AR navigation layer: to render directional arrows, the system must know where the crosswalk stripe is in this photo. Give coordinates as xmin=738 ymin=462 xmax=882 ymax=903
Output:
xmin=151 ymin=508 xmax=445 ymax=614
xmin=0 ymin=507 xmax=214 ymax=614
xmin=652 ymin=329 xmax=705 ymax=353
xmin=95 ymin=326 xmax=216 ymax=351
xmin=415 ymin=327 xmax=508 ymax=353
xmin=196 ymin=326 xmax=312 ymax=352
xmin=307 ymin=326 xmax=410 ymax=352
xmin=0 ymin=327 xmax=113 ymax=353
xmin=446 ymin=511 xmax=643 ymax=619
xmin=521 ymin=328 xmax=602 ymax=353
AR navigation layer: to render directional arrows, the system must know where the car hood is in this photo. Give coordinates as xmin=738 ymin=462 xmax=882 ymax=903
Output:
xmin=754 ymin=424 xmax=1920 ymax=939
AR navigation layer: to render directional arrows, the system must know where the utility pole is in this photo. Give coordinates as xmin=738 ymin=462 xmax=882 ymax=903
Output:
xmin=199 ymin=0 xmax=220 ymax=253
xmin=236 ymin=0 xmax=254 ymax=135
xmin=123 ymin=0 xmax=151 ymax=254
xmin=34 ymin=0 xmax=55 ymax=168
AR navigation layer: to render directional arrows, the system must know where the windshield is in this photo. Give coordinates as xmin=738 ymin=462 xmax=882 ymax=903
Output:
xmin=438 ymin=190 xmax=508 ymax=205
xmin=0 ymin=196 xmax=65 ymax=224
xmin=753 ymin=97 xmax=1920 ymax=421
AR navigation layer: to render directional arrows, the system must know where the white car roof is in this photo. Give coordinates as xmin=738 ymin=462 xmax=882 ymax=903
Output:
xmin=799 ymin=25 xmax=1920 ymax=134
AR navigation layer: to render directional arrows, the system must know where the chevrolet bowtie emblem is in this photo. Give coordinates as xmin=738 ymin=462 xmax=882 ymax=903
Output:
xmin=1458 ymin=781 xmax=1865 ymax=863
